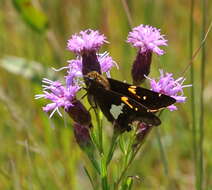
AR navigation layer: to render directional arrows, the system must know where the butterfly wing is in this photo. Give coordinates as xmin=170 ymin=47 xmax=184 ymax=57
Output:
xmin=90 ymin=86 xmax=161 ymax=131
xmin=108 ymin=78 xmax=176 ymax=111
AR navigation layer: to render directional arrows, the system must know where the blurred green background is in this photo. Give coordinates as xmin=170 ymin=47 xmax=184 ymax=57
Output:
xmin=0 ymin=0 xmax=211 ymax=189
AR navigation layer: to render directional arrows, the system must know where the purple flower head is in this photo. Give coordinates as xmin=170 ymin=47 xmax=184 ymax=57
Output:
xmin=66 ymin=52 xmax=117 ymax=85
xmin=127 ymin=24 xmax=167 ymax=55
xmin=147 ymin=70 xmax=191 ymax=111
xmin=66 ymin=59 xmax=83 ymax=86
xmin=98 ymin=52 xmax=118 ymax=77
xmin=67 ymin=29 xmax=108 ymax=75
xmin=127 ymin=24 xmax=167 ymax=85
xmin=67 ymin=29 xmax=107 ymax=54
xmin=35 ymin=78 xmax=80 ymax=117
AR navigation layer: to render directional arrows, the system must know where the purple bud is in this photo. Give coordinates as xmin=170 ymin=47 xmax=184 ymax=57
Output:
xmin=82 ymin=51 xmax=102 ymax=75
xmin=73 ymin=123 xmax=92 ymax=149
xmin=131 ymin=50 xmax=152 ymax=85
xmin=66 ymin=100 xmax=91 ymax=126
xmin=133 ymin=123 xmax=153 ymax=148
xmin=66 ymin=52 xmax=117 ymax=85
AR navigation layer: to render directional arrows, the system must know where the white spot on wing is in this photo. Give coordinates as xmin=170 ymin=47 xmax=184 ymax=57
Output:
xmin=110 ymin=103 xmax=124 ymax=119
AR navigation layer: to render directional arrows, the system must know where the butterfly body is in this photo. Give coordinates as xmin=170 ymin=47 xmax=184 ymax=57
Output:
xmin=84 ymin=71 xmax=176 ymax=132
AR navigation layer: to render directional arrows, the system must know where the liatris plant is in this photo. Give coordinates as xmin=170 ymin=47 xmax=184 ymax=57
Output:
xmin=36 ymin=25 xmax=191 ymax=190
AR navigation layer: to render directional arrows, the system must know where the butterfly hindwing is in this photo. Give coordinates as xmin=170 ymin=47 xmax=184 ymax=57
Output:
xmin=108 ymin=78 xmax=176 ymax=111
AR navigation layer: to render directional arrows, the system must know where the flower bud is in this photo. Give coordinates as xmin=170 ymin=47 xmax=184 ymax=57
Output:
xmin=73 ymin=122 xmax=92 ymax=149
xmin=131 ymin=50 xmax=152 ymax=85
xmin=82 ymin=51 xmax=101 ymax=75
xmin=66 ymin=100 xmax=91 ymax=126
xmin=133 ymin=123 xmax=153 ymax=148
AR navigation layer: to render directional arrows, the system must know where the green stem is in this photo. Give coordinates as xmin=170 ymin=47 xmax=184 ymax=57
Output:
xmin=86 ymin=152 xmax=101 ymax=175
xmin=94 ymin=109 xmax=103 ymax=154
xmin=106 ymin=131 xmax=119 ymax=166
xmin=198 ymin=0 xmax=206 ymax=189
xmin=189 ymin=0 xmax=198 ymax=189
xmin=94 ymin=109 xmax=109 ymax=189
xmin=155 ymin=128 xmax=169 ymax=176
xmin=83 ymin=166 xmax=96 ymax=190
xmin=120 ymin=0 xmax=133 ymax=28
xmin=114 ymin=127 xmax=153 ymax=190
xmin=101 ymin=155 xmax=109 ymax=190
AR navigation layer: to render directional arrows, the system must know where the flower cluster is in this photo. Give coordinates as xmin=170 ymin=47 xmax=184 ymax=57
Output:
xmin=36 ymin=30 xmax=116 ymax=119
xmin=36 ymin=24 xmax=190 ymax=144
xmin=35 ymin=25 xmax=191 ymax=189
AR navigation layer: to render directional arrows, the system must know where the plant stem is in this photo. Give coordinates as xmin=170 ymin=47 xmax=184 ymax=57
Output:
xmin=120 ymin=0 xmax=133 ymax=28
xmin=181 ymin=20 xmax=212 ymax=77
xmin=95 ymin=109 xmax=103 ymax=154
xmin=101 ymin=155 xmax=109 ymax=190
xmin=114 ymin=126 xmax=153 ymax=190
xmin=155 ymin=128 xmax=169 ymax=176
xmin=189 ymin=0 xmax=198 ymax=189
xmin=198 ymin=0 xmax=206 ymax=189
xmin=106 ymin=131 xmax=119 ymax=166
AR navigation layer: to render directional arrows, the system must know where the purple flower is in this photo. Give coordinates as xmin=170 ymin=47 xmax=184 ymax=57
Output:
xmin=98 ymin=52 xmax=118 ymax=77
xmin=35 ymin=78 xmax=80 ymax=117
xmin=127 ymin=24 xmax=167 ymax=55
xmin=127 ymin=24 xmax=168 ymax=85
xmin=67 ymin=29 xmax=108 ymax=75
xmin=66 ymin=52 xmax=117 ymax=85
xmin=67 ymin=29 xmax=107 ymax=54
xmin=147 ymin=70 xmax=191 ymax=111
xmin=66 ymin=58 xmax=83 ymax=86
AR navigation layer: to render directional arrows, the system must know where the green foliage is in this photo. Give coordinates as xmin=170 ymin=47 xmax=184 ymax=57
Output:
xmin=12 ymin=0 xmax=48 ymax=33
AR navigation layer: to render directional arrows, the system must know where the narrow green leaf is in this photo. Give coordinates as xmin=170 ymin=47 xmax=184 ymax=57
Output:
xmin=83 ymin=166 xmax=96 ymax=190
xmin=100 ymin=156 xmax=109 ymax=190
xmin=120 ymin=177 xmax=133 ymax=190
xmin=12 ymin=0 xmax=48 ymax=32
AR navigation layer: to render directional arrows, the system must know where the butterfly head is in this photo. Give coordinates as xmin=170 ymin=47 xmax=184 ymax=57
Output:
xmin=84 ymin=71 xmax=110 ymax=90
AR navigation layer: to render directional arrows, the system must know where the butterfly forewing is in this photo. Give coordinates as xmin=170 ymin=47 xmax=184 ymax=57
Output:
xmin=108 ymin=78 xmax=176 ymax=111
xmin=85 ymin=71 xmax=175 ymax=131
xmin=88 ymin=84 xmax=161 ymax=128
